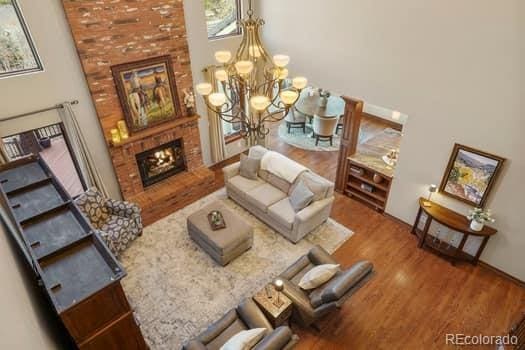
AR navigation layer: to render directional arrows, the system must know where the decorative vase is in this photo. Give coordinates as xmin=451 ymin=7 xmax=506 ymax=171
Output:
xmin=373 ymin=174 xmax=383 ymax=184
xmin=319 ymin=96 xmax=328 ymax=108
xmin=470 ymin=220 xmax=484 ymax=232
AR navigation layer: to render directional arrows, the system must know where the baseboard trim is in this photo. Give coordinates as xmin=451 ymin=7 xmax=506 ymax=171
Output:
xmin=383 ymin=213 xmax=525 ymax=288
xmin=478 ymin=261 xmax=525 ymax=288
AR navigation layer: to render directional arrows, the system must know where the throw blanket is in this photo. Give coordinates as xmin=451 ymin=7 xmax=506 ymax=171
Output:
xmin=260 ymin=151 xmax=307 ymax=183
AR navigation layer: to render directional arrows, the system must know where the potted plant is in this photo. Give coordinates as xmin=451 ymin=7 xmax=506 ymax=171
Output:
xmin=467 ymin=208 xmax=495 ymax=231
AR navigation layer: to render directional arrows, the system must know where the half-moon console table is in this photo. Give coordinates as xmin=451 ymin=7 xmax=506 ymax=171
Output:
xmin=411 ymin=198 xmax=497 ymax=265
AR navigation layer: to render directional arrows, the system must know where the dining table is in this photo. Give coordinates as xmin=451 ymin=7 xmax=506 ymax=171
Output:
xmin=295 ymin=89 xmax=346 ymax=119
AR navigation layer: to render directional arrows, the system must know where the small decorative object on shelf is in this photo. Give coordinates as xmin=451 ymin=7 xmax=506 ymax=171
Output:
xmin=207 ymin=210 xmax=226 ymax=231
xmin=422 ymin=184 xmax=438 ymax=207
xmin=372 ymin=173 xmax=383 ymax=184
xmin=382 ymin=148 xmax=399 ymax=167
xmin=273 ymin=279 xmax=285 ymax=308
xmin=467 ymin=207 xmax=495 ymax=232
xmin=183 ymin=88 xmax=196 ymax=115
xmin=350 ymin=166 xmax=365 ymax=176
xmin=117 ymin=120 xmax=129 ymax=140
xmin=360 ymin=183 xmax=374 ymax=193
xmin=110 ymin=128 xmax=121 ymax=145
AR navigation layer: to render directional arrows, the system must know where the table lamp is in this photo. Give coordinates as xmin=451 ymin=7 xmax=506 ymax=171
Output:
xmin=273 ymin=279 xmax=284 ymax=308
xmin=423 ymin=184 xmax=438 ymax=207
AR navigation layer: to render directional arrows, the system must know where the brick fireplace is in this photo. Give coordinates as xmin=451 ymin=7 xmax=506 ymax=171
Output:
xmin=61 ymin=0 xmax=214 ymax=225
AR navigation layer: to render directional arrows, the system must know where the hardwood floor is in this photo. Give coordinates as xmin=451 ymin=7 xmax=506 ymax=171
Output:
xmin=209 ymin=117 xmax=525 ymax=349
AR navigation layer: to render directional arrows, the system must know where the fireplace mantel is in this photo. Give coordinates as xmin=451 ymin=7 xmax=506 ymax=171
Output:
xmin=109 ymin=115 xmax=200 ymax=148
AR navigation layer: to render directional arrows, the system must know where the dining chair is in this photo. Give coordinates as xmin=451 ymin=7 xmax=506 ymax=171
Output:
xmin=312 ymin=115 xmax=339 ymax=146
xmin=336 ymin=114 xmax=344 ymax=134
xmin=284 ymin=108 xmax=307 ymax=134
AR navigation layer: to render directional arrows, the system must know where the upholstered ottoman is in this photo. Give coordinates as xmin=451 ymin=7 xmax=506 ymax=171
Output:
xmin=187 ymin=201 xmax=253 ymax=266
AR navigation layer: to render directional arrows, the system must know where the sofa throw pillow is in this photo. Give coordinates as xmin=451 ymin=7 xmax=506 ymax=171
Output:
xmin=299 ymin=171 xmax=331 ymax=201
xmin=298 ymin=264 xmax=340 ymax=290
xmin=239 ymin=154 xmax=260 ymax=180
xmin=220 ymin=328 xmax=266 ymax=350
xmin=289 ymin=180 xmax=314 ymax=212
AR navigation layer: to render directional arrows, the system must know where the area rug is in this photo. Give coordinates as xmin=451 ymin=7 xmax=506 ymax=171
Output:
xmin=119 ymin=188 xmax=354 ymax=349
xmin=277 ymin=123 xmax=341 ymax=152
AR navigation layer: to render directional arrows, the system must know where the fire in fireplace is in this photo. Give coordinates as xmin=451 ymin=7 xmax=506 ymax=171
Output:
xmin=136 ymin=139 xmax=186 ymax=187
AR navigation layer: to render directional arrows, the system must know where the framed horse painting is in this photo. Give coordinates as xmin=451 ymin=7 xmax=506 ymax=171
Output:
xmin=111 ymin=55 xmax=181 ymax=134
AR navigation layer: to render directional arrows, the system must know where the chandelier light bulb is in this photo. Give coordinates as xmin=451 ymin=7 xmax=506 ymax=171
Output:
xmin=250 ymin=95 xmax=271 ymax=111
xmin=214 ymin=50 xmax=232 ymax=64
xmin=292 ymin=76 xmax=308 ymax=90
xmin=235 ymin=60 xmax=254 ymax=75
xmin=215 ymin=69 xmax=228 ymax=82
xmin=278 ymin=68 xmax=289 ymax=80
xmin=273 ymin=54 xmax=290 ymax=68
xmin=249 ymin=45 xmax=261 ymax=58
xmin=208 ymin=92 xmax=227 ymax=107
xmin=196 ymin=83 xmax=213 ymax=96
xmin=280 ymin=90 xmax=299 ymax=105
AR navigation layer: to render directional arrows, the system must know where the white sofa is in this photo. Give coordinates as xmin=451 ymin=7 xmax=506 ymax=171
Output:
xmin=222 ymin=146 xmax=335 ymax=243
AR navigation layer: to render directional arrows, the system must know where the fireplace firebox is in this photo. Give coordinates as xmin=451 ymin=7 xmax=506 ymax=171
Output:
xmin=136 ymin=139 xmax=186 ymax=188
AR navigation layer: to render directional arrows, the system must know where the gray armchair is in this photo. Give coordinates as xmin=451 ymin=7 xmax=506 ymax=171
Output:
xmin=75 ymin=187 xmax=142 ymax=257
xmin=279 ymin=245 xmax=373 ymax=327
xmin=183 ymin=299 xmax=298 ymax=350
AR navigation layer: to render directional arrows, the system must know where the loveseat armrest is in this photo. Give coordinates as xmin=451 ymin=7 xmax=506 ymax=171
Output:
xmin=309 ymin=260 xmax=374 ymax=308
xmin=197 ymin=309 xmax=238 ymax=344
xmin=237 ymin=298 xmax=273 ymax=332
xmin=292 ymin=197 xmax=334 ymax=242
xmin=223 ymin=161 xmax=241 ymax=182
xmin=308 ymin=245 xmax=338 ymax=266
xmin=253 ymin=326 xmax=295 ymax=350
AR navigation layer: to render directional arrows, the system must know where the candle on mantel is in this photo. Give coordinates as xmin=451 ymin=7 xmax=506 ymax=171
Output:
xmin=117 ymin=120 xmax=129 ymax=140
xmin=110 ymin=129 xmax=121 ymax=145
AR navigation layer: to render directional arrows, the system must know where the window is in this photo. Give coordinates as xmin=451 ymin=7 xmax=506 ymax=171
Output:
xmin=0 ymin=0 xmax=42 ymax=79
xmin=1 ymin=123 xmax=85 ymax=197
xmin=205 ymin=0 xmax=242 ymax=40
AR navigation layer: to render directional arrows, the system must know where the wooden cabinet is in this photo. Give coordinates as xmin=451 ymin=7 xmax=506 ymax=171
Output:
xmin=0 ymin=156 xmax=147 ymax=349
xmin=344 ymin=159 xmax=393 ymax=211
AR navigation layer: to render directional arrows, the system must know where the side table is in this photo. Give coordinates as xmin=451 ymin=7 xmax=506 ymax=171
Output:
xmin=253 ymin=284 xmax=293 ymax=328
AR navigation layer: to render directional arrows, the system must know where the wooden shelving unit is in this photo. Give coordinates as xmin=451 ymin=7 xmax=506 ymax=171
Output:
xmin=345 ymin=159 xmax=393 ymax=211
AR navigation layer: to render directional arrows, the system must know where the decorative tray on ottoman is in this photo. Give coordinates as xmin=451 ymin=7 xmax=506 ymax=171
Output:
xmin=207 ymin=210 xmax=226 ymax=231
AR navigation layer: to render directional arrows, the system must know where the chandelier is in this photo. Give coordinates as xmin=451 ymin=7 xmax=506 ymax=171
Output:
xmin=195 ymin=0 xmax=308 ymax=143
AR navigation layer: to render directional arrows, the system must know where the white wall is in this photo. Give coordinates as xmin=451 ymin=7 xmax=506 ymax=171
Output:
xmin=0 ymin=0 xmax=120 ymax=198
xmin=0 ymin=209 xmax=62 ymax=349
xmin=183 ymin=0 xmax=250 ymax=164
xmin=259 ymin=0 xmax=524 ymax=279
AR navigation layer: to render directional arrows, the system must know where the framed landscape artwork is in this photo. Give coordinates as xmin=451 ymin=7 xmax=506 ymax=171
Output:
xmin=0 ymin=0 xmax=43 ymax=78
xmin=439 ymin=144 xmax=505 ymax=207
xmin=111 ymin=55 xmax=181 ymax=134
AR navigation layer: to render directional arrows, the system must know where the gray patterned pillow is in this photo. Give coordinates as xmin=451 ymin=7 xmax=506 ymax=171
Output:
xmin=289 ymin=180 xmax=314 ymax=212
xmin=240 ymin=154 xmax=260 ymax=180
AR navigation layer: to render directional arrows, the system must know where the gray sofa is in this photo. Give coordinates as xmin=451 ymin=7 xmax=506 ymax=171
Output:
xmin=223 ymin=146 xmax=334 ymax=243
xmin=183 ymin=299 xmax=298 ymax=350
